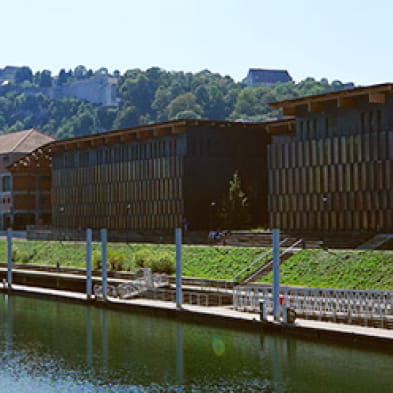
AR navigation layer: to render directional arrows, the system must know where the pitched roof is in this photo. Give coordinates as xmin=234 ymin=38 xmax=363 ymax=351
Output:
xmin=270 ymin=83 xmax=393 ymax=108
xmin=0 ymin=129 xmax=55 ymax=154
xmin=248 ymin=69 xmax=292 ymax=84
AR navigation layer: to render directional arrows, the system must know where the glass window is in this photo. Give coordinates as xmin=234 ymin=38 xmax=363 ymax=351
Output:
xmin=2 ymin=176 xmax=11 ymax=192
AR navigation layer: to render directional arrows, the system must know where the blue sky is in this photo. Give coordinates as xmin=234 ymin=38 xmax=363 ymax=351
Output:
xmin=1 ymin=0 xmax=392 ymax=84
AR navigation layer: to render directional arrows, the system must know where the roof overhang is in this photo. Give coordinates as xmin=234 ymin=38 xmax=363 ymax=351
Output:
xmin=264 ymin=118 xmax=296 ymax=136
xmin=269 ymin=83 xmax=393 ymax=116
xmin=7 ymin=119 xmax=271 ymax=172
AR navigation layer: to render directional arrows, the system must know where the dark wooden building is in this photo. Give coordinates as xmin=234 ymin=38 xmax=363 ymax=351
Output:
xmin=268 ymin=83 xmax=393 ymax=232
xmin=12 ymin=120 xmax=293 ymax=232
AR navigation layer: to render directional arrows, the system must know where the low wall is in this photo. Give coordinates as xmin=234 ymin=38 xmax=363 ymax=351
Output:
xmin=26 ymin=226 xmax=209 ymax=244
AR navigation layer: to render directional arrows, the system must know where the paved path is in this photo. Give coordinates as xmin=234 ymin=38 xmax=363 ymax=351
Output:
xmin=2 ymin=283 xmax=393 ymax=346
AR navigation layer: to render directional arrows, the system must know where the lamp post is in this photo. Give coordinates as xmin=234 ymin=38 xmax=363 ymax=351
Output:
xmin=209 ymin=201 xmax=216 ymax=230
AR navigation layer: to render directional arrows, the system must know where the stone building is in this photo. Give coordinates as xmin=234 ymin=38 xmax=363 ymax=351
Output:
xmin=0 ymin=129 xmax=55 ymax=229
xmin=245 ymin=68 xmax=293 ymax=87
xmin=51 ymin=75 xmax=118 ymax=106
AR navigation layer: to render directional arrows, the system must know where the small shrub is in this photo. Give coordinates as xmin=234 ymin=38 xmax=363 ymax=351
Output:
xmin=18 ymin=249 xmax=37 ymax=264
xmin=11 ymin=248 xmax=18 ymax=262
xmin=92 ymin=250 xmax=126 ymax=271
xmin=150 ymin=252 xmax=175 ymax=274
xmin=93 ymin=252 xmax=101 ymax=270
xmin=108 ymin=250 xmax=125 ymax=271
xmin=134 ymin=249 xmax=154 ymax=268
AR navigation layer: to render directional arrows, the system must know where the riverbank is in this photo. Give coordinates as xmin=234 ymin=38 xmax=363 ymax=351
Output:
xmin=1 ymin=282 xmax=393 ymax=354
xmin=1 ymin=240 xmax=393 ymax=289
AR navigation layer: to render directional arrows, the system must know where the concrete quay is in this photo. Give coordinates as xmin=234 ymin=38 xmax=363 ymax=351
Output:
xmin=1 ymin=282 xmax=393 ymax=354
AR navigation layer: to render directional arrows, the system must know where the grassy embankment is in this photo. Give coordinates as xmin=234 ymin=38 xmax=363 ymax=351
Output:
xmin=0 ymin=240 xmax=392 ymax=290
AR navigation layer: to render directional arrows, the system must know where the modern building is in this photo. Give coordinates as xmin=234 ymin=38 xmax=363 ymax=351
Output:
xmin=10 ymin=119 xmax=294 ymax=232
xmin=0 ymin=129 xmax=55 ymax=229
xmin=268 ymin=83 xmax=393 ymax=232
xmin=244 ymin=68 xmax=293 ymax=87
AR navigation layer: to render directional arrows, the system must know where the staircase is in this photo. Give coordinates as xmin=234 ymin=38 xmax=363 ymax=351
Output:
xmin=223 ymin=231 xmax=300 ymax=247
xmin=222 ymin=230 xmax=373 ymax=249
xmin=232 ymin=238 xmax=303 ymax=285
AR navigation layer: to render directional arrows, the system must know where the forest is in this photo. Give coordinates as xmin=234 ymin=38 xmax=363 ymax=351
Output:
xmin=0 ymin=65 xmax=354 ymax=139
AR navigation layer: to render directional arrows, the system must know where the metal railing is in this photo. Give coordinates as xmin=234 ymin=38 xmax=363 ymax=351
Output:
xmin=231 ymin=238 xmax=289 ymax=282
xmin=243 ymin=238 xmax=304 ymax=283
xmin=233 ymin=285 xmax=393 ymax=325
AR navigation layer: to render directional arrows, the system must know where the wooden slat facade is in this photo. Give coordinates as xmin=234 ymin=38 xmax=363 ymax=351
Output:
xmin=52 ymin=135 xmax=185 ymax=230
xmin=50 ymin=121 xmax=273 ymax=231
xmin=268 ymin=92 xmax=393 ymax=232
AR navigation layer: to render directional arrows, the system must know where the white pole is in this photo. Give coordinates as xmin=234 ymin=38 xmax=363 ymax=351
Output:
xmin=86 ymin=228 xmax=93 ymax=299
xmin=7 ymin=228 xmax=12 ymax=286
xmin=272 ymin=228 xmax=280 ymax=320
xmin=101 ymin=228 xmax=107 ymax=300
xmin=175 ymin=228 xmax=182 ymax=309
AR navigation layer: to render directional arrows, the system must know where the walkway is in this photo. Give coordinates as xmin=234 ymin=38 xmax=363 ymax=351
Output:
xmin=1 ymin=283 xmax=392 ymax=352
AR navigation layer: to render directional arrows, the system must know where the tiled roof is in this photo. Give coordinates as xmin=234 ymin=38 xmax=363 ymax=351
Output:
xmin=0 ymin=129 xmax=55 ymax=154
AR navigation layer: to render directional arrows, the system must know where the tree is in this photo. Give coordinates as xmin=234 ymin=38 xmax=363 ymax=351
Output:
xmin=97 ymin=107 xmax=117 ymax=130
xmin=57 ymin=69 xmax=68 ymax=85
xmin=14 ymin=67 xmax=33 ymax=84
xmin=166 ymin=93 xmax=203 ymax=119
xmin=113 ymin=106 xmax=138 ymax=129
xmin=74 ymin=65 xmax=88 ymax=80
xmin=220 ymin=171 xmax=250 ymax=229
xmin=38 ymin=70 xmax=52 ymax=87
xmin=119 ymin=74 xmax=155 ymax=115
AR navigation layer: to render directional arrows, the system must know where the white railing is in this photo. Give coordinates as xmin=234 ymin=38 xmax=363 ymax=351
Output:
xmin=231 ymin=238 xmax=290 ymax=282
xmin=233 ymin=285 xmax=393 ymax=323
xmin=243 ymin=238 xmax=304 ymax=283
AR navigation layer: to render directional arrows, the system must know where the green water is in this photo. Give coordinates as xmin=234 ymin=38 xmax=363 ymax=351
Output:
xmin=0 ymin=294 xmax=392 ymax=393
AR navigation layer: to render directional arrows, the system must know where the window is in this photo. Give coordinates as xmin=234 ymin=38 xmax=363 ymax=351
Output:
xmin=2 ymin=176 xmax=11 ymax=192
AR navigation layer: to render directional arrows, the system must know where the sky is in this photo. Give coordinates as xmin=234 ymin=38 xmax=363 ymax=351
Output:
xmin=1 ymin=0 xmax=392 ymax=85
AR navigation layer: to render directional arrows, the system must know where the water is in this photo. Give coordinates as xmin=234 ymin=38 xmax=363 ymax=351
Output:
xmin=0 ymin=294 xmax=392 ymax=393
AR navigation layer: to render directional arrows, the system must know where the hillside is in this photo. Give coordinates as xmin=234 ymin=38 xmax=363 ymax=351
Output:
xmin=0 ymin=65 xmax=354 ymax=139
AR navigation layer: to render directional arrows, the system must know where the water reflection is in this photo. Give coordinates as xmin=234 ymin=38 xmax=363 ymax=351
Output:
xmin=85 ymin=306 xmax=93 ymax=369
xmin=101 ymin=308 xmax=108 ymax=370
xmin=4 ymin=294 xmax=13 ymax=351
xmin=176 ymin=323 xmax=184 ymax=385
xmin=0 ymin=294 xmax=392 ymax=393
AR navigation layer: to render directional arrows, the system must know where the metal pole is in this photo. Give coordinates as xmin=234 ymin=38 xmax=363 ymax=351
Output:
xmin=175 ymin=228 xmax=182 ymax=309
xmin=101 ymin=228 xmax=107 ymax=300
xmin=7 ymin=228 xmax=12 ymax=286
xmin=86 ymin=228 xmax=93 ymax=299
xmin=272 ymin=228 xmax=280 ymax=320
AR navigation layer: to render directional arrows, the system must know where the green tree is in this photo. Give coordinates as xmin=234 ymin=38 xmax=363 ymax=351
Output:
xmin=113 ymin=106 xmax=138 ymax=129
xmin=37 ymin=70 xmax=52 ymax=87
xmin=166 ymin=93 xmax=203 ymax=119
xmin=220 ymin=170 xmax=250 ymax=229
xmin=14 ymin=66 xmax=33 ymax=84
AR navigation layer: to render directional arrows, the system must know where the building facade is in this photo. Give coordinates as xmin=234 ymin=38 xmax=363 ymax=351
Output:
xmin=13 ymin=120 xmax=293 ymax=231
xmin=268 ymin=84 xmax=393 ymax=232
xmin=1 ymin=129 xmax=54 ymax=229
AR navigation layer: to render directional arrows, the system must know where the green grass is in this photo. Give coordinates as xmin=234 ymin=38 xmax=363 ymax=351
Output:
xmin=261 ymin=249 xmax=393 ymax=290
xmin=0 ymin=240 xmax=262 ymax=280
xmin=1 ymin=240 xmax=392 ymax=289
